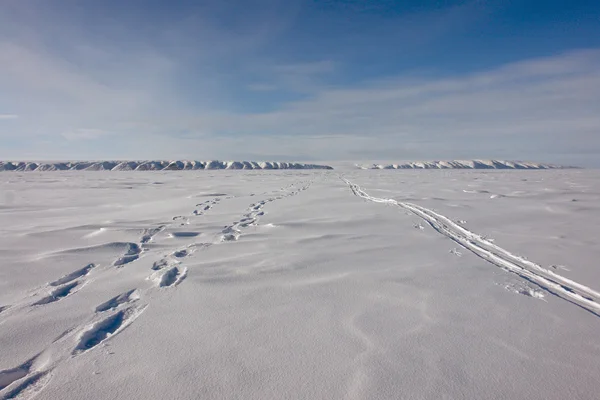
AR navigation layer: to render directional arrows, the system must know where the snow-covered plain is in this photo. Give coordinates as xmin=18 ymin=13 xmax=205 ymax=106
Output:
xmin=1 ymin=169 xmax=599 ymax=399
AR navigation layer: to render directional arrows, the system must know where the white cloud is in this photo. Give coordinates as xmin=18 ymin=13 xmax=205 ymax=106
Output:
xmin=0 ymin=114 xmax=18 ymax=119
xmin=61 ymin=129 xmax=111 ymax=140
xmin=0 ymin=23 xmax=599 ymax=166
xmin=171 ymin=49 xmax=600 ymax=164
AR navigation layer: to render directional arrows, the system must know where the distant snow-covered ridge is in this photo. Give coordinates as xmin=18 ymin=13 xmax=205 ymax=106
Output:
xmin=0 ymin=160 xmax=334 ymax=171
xmin=357 ymin=160 xmax=576 ymax=170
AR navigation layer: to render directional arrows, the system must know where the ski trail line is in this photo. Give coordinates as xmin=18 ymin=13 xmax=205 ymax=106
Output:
xmin=341 ymin=177 xmax=600 ymax=317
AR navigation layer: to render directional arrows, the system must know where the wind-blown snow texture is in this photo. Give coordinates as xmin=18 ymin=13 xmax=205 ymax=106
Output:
xmin=1 ymin=169 xmax=599 ymax=399
xmin=0 ymin=160 xmax=333 ymax=171
xmin=358 ymin=159 xmax=574 ymax=169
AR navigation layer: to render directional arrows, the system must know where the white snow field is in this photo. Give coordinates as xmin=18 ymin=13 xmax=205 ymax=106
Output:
xmin=1 ymin=169 xmax=599 ymax=400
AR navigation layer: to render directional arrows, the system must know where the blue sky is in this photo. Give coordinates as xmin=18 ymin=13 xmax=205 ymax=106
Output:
xmin=1 ymin=0 xmax=599 ymax=165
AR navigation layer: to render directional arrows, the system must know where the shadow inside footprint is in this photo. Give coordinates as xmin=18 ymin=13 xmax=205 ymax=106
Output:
xmin=33 ymin=282 xmax=79 ymax=306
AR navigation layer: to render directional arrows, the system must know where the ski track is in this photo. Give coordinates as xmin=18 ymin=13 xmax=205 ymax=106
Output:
xmin=342 ymin=177 xmax=600 ymax=317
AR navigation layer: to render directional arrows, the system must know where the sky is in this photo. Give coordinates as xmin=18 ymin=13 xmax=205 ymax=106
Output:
xmin=1 ymin=0 xmax=599 ymax=165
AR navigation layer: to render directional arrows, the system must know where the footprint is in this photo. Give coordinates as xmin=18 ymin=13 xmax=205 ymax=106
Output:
xmin=73 ymin=305 xmax=147 ymax=355
xmin=221 ymin=227 xmax=241 ymax=242
xmin=113 ymin=243 xmax=141 ymax=267
xmin=140 ymin=226 xmax=165 ymax=244
xmin=0 ymin=305 xmax=10 ymax=314
xmin=32 ymin=281 xmax=81 ymax=306
xmin=0 ymin=357 xmax=35 ymax=391
xmin=173 ymin=250 xmax=188 ymax=258
xmin=49 ymin=263 xmax=95 ymax=287
xmin=95 ymin=290 xmax=140 ymax=313
xmin=0 ymin=353 xmax=51 ymax=399
xmin=159 ymin=267 xmax=187 ymax=288
xmin=176 ymin=243 xmax=203 ymax=257
xmin=172 ymin=216 xmax=189 ymax=226
xmin=0 ymin=370 xmax=52 ymax=400
xmin=151 ymin=259 xmax=170 ymax=271
xmin=239 ymin=220 xmax=255 ymax=228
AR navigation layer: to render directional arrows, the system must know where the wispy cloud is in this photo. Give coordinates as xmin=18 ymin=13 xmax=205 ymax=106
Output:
xmin=167 ymin=49 xmax=599 ymax=161
xmin=61 ymin=128 xmax=111 ymax=140
xmin=0 ymin=1 xmax=598 ymax=165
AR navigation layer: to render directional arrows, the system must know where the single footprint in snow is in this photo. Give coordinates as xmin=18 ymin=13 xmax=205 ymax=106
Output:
xmin=0 ymin=370 xmax=53 ymax=399
xmin=158 ymin=267 xmax=187 ymax=288
xmin=32 ymin=281 xmax=83 ymax=306
xmin=49 ymin=263 xmax=95 ymax=287
xmin=73 ymin=305 xmax=147 ymax=355
xmin=113 ymin=243 xmax=141 ymax=267
xmin=152 ymin=258 xmax=170 ymax=271
xmin=95 ymin=289 xmax=140 ymax=313
xmin=140 ymin=226 xmax=165 ymax=244
xmin=0 ymin=352 xmax=53 ymax=396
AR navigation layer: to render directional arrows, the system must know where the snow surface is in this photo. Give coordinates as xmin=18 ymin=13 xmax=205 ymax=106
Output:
xmin=0 ymin=161 xmax=333 ymax=171
xmin=1 ymin=169 xmax=599 ymax=399
xmin=357 ymin=160 xmax=573 ymax=170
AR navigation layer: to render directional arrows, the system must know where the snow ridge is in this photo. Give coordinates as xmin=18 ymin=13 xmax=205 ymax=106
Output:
xmin=357 ymin=160 xmax=575 ymax=170
xmin=0 ymin=160 xmax=333 ymax=171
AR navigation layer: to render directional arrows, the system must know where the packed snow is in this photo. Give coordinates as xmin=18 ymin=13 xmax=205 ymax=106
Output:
xmin=357 ymin=159 xmax=573 ymax=169
xmin=1 ymin=169 xmax=599 ymax=399
xmin=0 ymin=161 xmax=333 ymax=171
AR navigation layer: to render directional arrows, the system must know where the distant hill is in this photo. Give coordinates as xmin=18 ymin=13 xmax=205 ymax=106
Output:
xmin=356 ymin=160 xmax=577 ymax=170
xmin=0 ymin=160 xmax=334 ymax=171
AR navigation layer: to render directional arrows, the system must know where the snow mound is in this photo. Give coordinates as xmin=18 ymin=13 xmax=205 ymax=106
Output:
xmin=0 ymin=160 xmax=333 ymax=171
xmin=357 ymin=160 xmax=576 ymax=170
